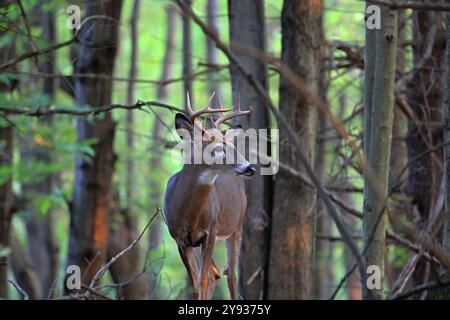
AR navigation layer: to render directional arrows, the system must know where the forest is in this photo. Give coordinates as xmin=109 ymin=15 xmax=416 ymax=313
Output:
xmin=1 ymin=0 xmax=450 ymax=302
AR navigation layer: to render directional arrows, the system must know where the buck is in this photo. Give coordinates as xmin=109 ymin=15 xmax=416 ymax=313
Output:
xmin=164 ymin=93 xmax=255 ymax=300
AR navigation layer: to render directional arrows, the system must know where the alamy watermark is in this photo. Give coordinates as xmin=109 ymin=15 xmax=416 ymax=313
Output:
xmin=366 ymin=5 xmax=381 ymax=30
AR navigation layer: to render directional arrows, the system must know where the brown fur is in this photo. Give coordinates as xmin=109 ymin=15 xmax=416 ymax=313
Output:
xmin=164 ymin=165 xmax=247 ymax=299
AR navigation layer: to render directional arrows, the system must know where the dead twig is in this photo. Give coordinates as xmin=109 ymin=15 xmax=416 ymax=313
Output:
xmin=87 ymin=209 xmax=161 ymax=290
xmin=368 ymin=0 xmax=450 ymax=11
xmin=8 ymin=279 xmax=29 ymax=300
xmin=391 ymin=281 xmax=450 ymax=300
xmin=0 ymin=37 xmax=78 ymax=70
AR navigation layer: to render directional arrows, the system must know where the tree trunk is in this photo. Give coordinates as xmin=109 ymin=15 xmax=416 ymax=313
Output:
xmin=126 ymin=0 xmax=140 ymax=211
xmin=267 ymin=0 xmax=322 ymax=299
xmin=0 ymin=16 xmax=15 ymax=297
xmin=107 ymin=192 xmax=148 ymax=299
xmin=405 ymin=9 xmax=445 ymax=294
xmin=0 ymin=126 xmax=13 ymax=298
xmin=228 ymin=0 xmax=272 ymax=300
xmin=313 ymin=15 xmax=330 ymax=300
xmin=147 ymin=5 xmax=177 ymax=297
xmin=386 ymin=9 xmax=408 ymax=289
xmin=19 ymin=10 xmax=59 ymax=299
xmin=10 ymin=232 xmax=41 ymax=299
xmin=181 ymin=0 xmax=193 ymax=109
xmin=105 ymin=0 xmax=149 ymax=299
xmin=362 ymin=5 xmax=398 ymax=300
xmin=67 ymin=0 xmax=123 ymax=292
xmin=389 ymin=9 xmax=408 ymax=193
xmin=439 ymin=0 xmax=450 ymax=299
xmin=314 ymin=112 xmax=335 ymax=300
xmin=206 ymin=0 xmax=221 ymax=102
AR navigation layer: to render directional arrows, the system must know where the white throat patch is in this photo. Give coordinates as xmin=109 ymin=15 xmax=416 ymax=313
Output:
xmin=198 ymin=170 xmax=218 ymax=186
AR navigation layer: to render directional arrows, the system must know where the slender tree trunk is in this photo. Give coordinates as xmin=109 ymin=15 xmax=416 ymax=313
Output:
xmin=181 ymin=0 xmax=193 ymax=109
xmin=390 ymin=9 xmax=408 ymax=193
xmin=0 ymin=126 xmax=13 ymax=298
xmin=0 ymin=16 xmax=15 ymax=297
xmin=228 ymin=0 xmax=272 ymax=300
xmin=314 ymin=112 xmax=334 ymax=300
xmin=363 ymin=1 xmax=377 ymax=162
xmin=67 ymin=0 xmax=123 ymax=291
xmin=10 ymin=233 xmax=41 ymax=299
xmin=147 ymin=5 xmax=177 ymax=297
xmin=362 ymin=5 xmax=398 ymax=300
xmin=148 ymin=5 xmax=176 ymax=253
xmin=206 ymin=0 xmax=221 ymax=102
xmin=106 ymin=0 xmax=149 ymax=300
xmin=126 ymin=0 xmax=140 ymax=211
xmin=107 ymin=191 xmax=149 ymax=299
xmin=439 ymin=0 xmax=450 ymax=299
xmin=19 ymin=10 xmax=59 ymax=299
xmin=386 ymin=9 xmax=408 ymax=288
xmin=313 ymin=15 xmax=330 ymax=300
xmin=405 ymin=9 xmax=445 ymax=294
xmin=268 ymin=0 xmax=322 ymax=299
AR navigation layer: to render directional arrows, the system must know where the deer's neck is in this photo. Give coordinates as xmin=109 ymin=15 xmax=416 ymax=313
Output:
xmin=178 ymin=166 xmax=218 ymax=206
xmin=197 ymin=169 xmax=218 ymax=186
xmin=173 ymin=166 xmax=218 ymax=233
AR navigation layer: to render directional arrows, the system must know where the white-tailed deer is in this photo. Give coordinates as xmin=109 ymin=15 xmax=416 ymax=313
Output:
xmin=163 ymin=93 xmax=255 ymax=300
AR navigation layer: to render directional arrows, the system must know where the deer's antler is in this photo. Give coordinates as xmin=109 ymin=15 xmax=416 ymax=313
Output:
xmin=186 ymin=92 xmax=231 ymax=124
xmin=213 ymin=94 xmax=252 ymax=128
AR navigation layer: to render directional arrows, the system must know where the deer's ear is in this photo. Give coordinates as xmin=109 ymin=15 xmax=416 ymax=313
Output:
xmin=175 ymin=113 xmax=194 ymax=136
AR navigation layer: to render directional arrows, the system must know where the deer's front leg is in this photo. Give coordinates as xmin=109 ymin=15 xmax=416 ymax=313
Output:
xmin=199 ymin=231 xmax=216 ymax=300
xmin=178 ymin=245 xmax=199 ymax=299
xmin=224 ymin=231 xmax=241 ymax=300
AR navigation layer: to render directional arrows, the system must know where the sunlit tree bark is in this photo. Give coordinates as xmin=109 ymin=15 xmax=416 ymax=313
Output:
xmin=268 ymin=0 xmax=322 ymax=299
xmin=363 ymin=5 xmax=398 ymax=300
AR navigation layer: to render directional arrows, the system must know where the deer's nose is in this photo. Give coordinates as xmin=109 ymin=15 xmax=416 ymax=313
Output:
xmin=244 ymin=164 xmax=256 ymax=176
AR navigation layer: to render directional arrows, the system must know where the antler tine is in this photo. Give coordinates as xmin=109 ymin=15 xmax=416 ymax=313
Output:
xmin=186 ymin=92 xmax=193 ymax=114
xmin=213 ymin=100 xmax=252 ymax=128
xmin=186 ymin=92 xmax=231 ymax=123
xmin=207 ymin=91 xmax=216 ymax=107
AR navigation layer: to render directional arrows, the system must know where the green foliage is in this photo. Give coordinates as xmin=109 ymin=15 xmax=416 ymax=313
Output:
xmin=0 ymin=73 xmax=18 ymax=86
xmin=0 ymin=245 xmax=11 ymax=259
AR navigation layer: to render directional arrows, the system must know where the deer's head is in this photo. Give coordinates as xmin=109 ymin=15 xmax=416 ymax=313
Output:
xmin=174 ymin=93 xmax=256 ymax=178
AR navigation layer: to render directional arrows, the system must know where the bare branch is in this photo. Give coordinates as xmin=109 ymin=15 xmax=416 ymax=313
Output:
xmin=391 ymin=281 xmax=450 ymax=300
xmin=8 ymin=279 xmax=29 ymax=300
xmin=369 ymin=0 xmax=450 ymax=11
xmin=87 ymin=209 xmax=160 ymax=289
xmin=0 ymin=37 xmax=78 ymax=70
xmin=0 ymin=100 xmax=184 ymax=117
